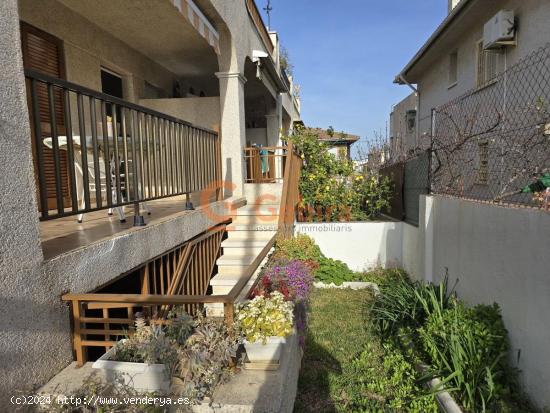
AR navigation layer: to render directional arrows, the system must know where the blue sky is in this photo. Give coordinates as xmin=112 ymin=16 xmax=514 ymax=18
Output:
xmin=259 ymin=0 xmax=448 ymax=154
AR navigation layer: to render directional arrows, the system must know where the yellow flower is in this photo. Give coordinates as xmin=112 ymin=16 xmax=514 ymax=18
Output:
xmin=325 ymin=186 xmax=330 ymax=191
xmin=301 ymin=154 xmax=305 ymax=159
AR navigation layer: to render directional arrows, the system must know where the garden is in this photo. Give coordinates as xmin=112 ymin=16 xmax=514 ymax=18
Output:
xmin=288 ymin=126 xmax=393 ymax=222
xmin=42 ymin=234 xmax=541 ymax=413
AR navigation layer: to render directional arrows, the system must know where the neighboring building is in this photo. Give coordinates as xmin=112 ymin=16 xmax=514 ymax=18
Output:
xmin=389 ymin=92 xmax=418 ymax=162
xmin=394 ymin=0 xmax=550 ymax=138
xmin=0 ymin=0 xmax=300 ymax=403
xmin=309 ymin=127 xmax=360 ymax=160
xmin=393 ymin=1 xmax=550 ymax=409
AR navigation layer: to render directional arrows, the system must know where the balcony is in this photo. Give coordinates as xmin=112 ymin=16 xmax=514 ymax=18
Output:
xmin=25 ymin=69 xmax=223 ymax=257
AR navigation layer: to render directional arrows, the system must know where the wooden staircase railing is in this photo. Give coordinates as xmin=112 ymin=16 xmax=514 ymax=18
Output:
xmin=278 ymin=141 xmax=303 ymax=237
xmin=62 ymin=224 xmax=277 ymax=366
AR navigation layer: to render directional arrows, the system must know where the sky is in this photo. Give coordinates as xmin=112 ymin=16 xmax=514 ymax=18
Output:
xmin=259 ymin=0 xmax=448 ymax=156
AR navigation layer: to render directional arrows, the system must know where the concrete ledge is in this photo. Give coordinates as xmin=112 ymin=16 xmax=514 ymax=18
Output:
xmin=193 ymin=331 xmax=301 ymax=413
xmin=43 ymin=200 xmax=235 ymax=294
xmin=314 ymin=281 xmax=380 ymax=294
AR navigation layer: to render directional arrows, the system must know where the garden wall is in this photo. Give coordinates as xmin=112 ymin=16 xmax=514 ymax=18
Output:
xmin=295 ymin=197 xmax=550 ymax=409
xmin=294 ymin=222 xmax=403 ymax=271
xmin=422 ymin=196 xmax=550 ymax=410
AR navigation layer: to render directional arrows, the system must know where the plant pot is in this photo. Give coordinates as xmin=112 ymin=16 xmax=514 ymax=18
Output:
xmin=92 ymin=342 xmax=170 ymax=392
xmin=244 ymin=336 xmax=287 ymax=363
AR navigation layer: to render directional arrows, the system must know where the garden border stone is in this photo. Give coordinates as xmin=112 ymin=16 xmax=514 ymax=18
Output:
xmin=313 ymin=281 xmax=380 ymax=294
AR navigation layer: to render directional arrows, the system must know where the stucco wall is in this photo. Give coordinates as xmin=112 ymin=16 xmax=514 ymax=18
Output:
xmin=295 ymin=222 xmax=403 ymax=272
xmin=139 ymin=97 xmax=221 ymax=132
xmin=19 ymin=0 xmax=179 ymax=102
xmin=389 ymin=92 xmax=418 ymax=154
xmin=401 ymin=222 xmax=424 ymax=281
xmin=428 ymin=196 xmax=550 ymax=409
xmin=0 ymin=0 xmax=49 ymax=405
xmin=414 ymin=0 xmax=550 ymax=136
xmin=245 ymin=128 xmax=267 ymax=146
xmin=296 ymin=196 xmax=549 ymax=409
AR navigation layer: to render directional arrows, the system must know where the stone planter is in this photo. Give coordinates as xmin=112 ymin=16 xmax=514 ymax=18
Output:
xmin=92 ymin=341 xmax=170 ymax=392
xmin=244 ymin=336 xmax=287 ymax=363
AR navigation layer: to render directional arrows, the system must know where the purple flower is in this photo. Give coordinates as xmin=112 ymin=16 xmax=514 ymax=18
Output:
xmin=263 ymin=259 xmax=314 ymax=301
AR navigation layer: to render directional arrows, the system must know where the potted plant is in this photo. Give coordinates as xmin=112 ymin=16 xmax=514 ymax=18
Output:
xmin=92 ymin=316 xmax=182 ymax=392
xmin=236 ymin=292 xmax=294 ymax=363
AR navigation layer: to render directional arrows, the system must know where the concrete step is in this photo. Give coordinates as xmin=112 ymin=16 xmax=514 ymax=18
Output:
xmin=226 ymin=230 xmax=277 ymax=240
xmin=221 ymin=238 xmax=270 ymax=248
xmin=232 ymin=214 xmax=279 ymax=225
xmin=217 ymin=254 xmax=257 ymax=266
xmin=227 ymin=224 xmax=278 ymax=232
xmin=222 ymin=239 xmax=267 ymax=255
xmin=217 ymin=265 xmax=247 ymax=276
xmin=210 ymin=272 xmax=244 ymax=287
xmin=244 ymin=183 xmax=283 ymax=205
xmin=231 ymin=205 xmax=280 ymax=216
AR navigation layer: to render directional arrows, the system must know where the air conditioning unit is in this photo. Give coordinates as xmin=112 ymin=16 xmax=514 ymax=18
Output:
xmin=483 ymin=10 xmax=515 ymax=49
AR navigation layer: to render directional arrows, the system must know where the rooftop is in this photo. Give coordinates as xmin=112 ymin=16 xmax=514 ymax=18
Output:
xmin=309 ymin=127 xmax=360 ymax=144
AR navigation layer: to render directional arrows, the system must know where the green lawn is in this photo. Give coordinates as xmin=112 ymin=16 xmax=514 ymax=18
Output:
xmin=294 ymin=288 xmax=438 ymax=413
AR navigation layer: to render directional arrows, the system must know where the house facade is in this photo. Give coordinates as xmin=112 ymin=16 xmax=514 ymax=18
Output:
xmin=388 ymin=92 xmax=418 ymax=162
xmin=0 ymin=0 xmax=300 ymax=403
xmin=309 ymin=127 xmax=359 ymax=160
xmin=395 ymin=0 xmax=550 ymax=138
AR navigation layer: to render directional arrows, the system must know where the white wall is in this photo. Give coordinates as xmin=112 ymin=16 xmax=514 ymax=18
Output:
xmin=401 ymin=196 xmax=550 ymax=409
xmin=295 ymin=222 xmax=403 ymax=272
xmin=139 ymin=97 xmax=220 ymax=132
xmin=246 ymin=128 xmax=267 ymax=146
xmin=296 ymin=196 xmax=550 ymax=409
xmin=427 ymin=196 xmax=550 ymax=409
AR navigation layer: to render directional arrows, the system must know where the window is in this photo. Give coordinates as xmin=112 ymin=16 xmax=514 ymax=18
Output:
xmin=406 ymin=110 xmax=417 ymax=133
xmin=101 ymin=68 xmax=123 ymax=99
xmin=101 ymin=68 xmax=123 ymax=118
xmin=477 ymin=141 xmax=489 ymax=185
xmin=448 ymin=51 xmax=458 ymax=87
xmin=476 ymin=40 xmax=499 ymax=87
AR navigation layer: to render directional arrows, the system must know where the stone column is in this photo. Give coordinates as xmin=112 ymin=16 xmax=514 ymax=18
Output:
xmin=215 ymin=71 xmax=247 ymax=197
xmin=265 ymin=96 xmax=284 ymax=178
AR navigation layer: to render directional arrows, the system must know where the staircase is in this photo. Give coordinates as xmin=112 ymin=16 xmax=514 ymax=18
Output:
xmin=206 ymin=184 xmax=282 ymax=316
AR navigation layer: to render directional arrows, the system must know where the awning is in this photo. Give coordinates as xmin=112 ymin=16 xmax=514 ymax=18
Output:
xmin=171 ymin=0 xmax=220 ymax=55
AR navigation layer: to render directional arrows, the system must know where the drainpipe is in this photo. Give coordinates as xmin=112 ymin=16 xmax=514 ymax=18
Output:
xmin=398 ymin=74 xmax=420 ymax=150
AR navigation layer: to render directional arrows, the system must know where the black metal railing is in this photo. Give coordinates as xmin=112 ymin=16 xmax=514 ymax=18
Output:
xmin=25 ymin=69 xmax=221 ymax=221
xmin=281 ymin=69 xmax=291 ymax=92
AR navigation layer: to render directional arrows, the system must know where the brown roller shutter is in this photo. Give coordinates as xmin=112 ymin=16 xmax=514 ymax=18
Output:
xmin=21 ymin=22 xmax=70 ymax=211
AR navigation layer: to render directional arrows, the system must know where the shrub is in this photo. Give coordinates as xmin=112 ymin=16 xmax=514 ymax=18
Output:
xmin=315 ymin=256 xmax=356 ymax=285
xmin=274 ymin=234 xmax=323 ymax=262
xmin=370 ymin=274 xmax=455 ymax=338
xmin=236 ymin=292 xmax=294 ymax=344
xmin=369 ymin=275 xmax=423 ymax=337
xmin=253 ymin=259 xmax=314 ymax=301
xmin=288 ymin=126 xmax=393 ymax=221
xmin=273 ymin=234 xmax=364 ymax=285
xmin=177 ymin=314 xmax=239 ymax=400
xmin=111 ymin=316 xmax=178 ymax=374
xmin=109 ymin=310 xmax=238 ymax=401
xmin=349 ymin=341 xmax=439 ymax=412
xmin=419 ymin=302 xmax=510 ymax=412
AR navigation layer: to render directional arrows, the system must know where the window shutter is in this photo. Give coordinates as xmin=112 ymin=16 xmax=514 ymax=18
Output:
xmin=21 ymin=23 xmax=69 ymax=209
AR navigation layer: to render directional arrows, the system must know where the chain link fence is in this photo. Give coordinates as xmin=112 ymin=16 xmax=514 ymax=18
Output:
xmin=431 ymin=44 xmax=550 ymax=208
xmin=378 ymin=44 xmax=550 ymax=215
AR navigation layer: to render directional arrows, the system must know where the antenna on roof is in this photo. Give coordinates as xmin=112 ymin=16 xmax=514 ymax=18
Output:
xmin=263 ymin=0 xmax=273 ymax=29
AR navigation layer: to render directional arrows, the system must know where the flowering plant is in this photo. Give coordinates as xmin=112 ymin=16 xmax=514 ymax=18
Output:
xmin=253 ymin=259 xmax=314 ymax=301
xmin=236 ymin=292 xmax=294 ymax=344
